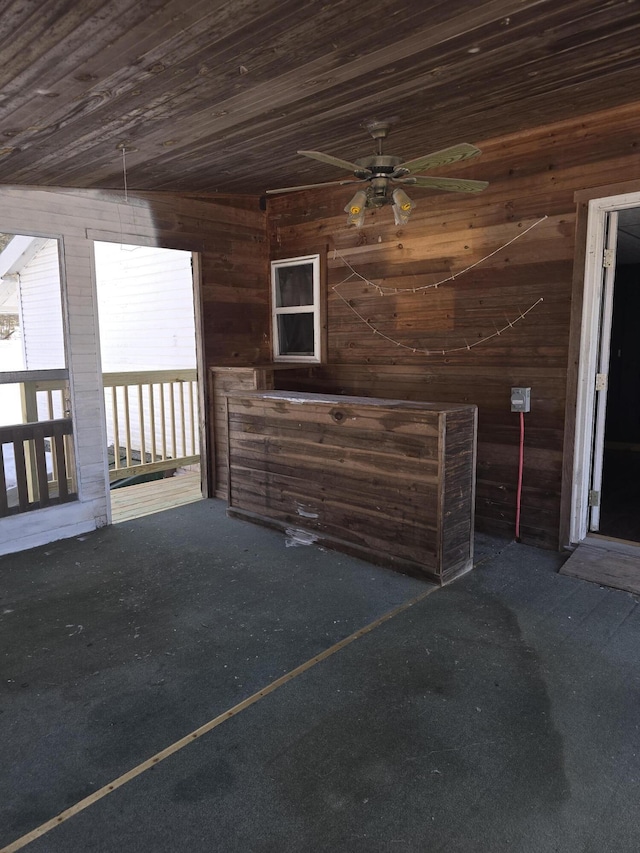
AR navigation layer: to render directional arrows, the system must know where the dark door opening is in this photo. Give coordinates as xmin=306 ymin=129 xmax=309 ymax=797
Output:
xmin=598 ymin=214 xmax=640 ymax=542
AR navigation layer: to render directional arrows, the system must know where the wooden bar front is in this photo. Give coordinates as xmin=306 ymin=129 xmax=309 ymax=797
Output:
xmin=225 ymin=390 xmax=477 ymax=584
xmin=208 ymin=365 xmax=303 ymax=499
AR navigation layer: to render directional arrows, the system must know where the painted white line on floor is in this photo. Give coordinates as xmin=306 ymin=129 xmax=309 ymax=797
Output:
xmin=1 ymin=583 xmax=439 ymax=853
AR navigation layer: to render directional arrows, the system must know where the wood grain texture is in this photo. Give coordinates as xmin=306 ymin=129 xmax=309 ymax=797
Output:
xmin=267 ymin=103 xmax=640 ymax=550
xmin=208 ymin=367 xmax=276 ymax=499
xmin=208 ymin=366 xmax=314 ymax=499
xmin=1 ymin=2 xmax=640 ymax=193
xmin=110 ymin=471 xmax=202 ymax=523
xmin=226 ymin=390 xmax=477 ymax=583
xmin=560 ymin=543 xmax=640 ymax=596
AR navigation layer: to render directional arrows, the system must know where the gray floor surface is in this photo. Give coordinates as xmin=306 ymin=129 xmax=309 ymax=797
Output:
xmin=1 ymin=499 xmax=639 ymax=852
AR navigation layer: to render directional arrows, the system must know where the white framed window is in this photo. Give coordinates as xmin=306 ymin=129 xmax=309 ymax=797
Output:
xmin=271 ymin=254 xmax=321 ymax=362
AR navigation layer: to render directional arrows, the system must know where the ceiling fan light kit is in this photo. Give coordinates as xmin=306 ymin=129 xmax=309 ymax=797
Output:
xmin=392 ymin=187 xmax=415 ymax=226
xmin=344 ymin=189 xmax=368 ymax=227
xmin=267 ymin=120 xmax=489 ymax=227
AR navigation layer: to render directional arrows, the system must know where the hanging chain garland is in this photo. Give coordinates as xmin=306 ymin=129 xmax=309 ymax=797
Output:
xmin=331 ymin=215 xmax=548 ymax=356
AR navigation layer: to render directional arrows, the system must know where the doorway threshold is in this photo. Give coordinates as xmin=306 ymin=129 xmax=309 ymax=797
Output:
xmin=586 ymin=533 xmax=640 ymax=556
xmin=110 ymin=471 xmax=202 ymax=524
xmin=560 ymin=535 xmax=640 ymax=595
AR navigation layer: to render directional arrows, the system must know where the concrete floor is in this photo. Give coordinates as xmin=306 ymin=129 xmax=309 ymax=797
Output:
xmin=1 ymin=499 xmax=639 ymax=852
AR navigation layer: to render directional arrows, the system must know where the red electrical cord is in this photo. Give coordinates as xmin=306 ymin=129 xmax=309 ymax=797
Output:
xmin=515 ymin=410 xmax=525 ymax=542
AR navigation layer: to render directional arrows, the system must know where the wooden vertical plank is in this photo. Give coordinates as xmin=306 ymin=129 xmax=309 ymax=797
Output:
xmin=189 ymin=380 xmax=196 ymax=456
xmin=148 ymin=384 xmax=157 ymax=462
xmin=179 ymin=382 xmax=187 ymax=457
xmin=190 ymin=250 xmax=208 ymax=498
xmin=33 ymin=429 xmax=50 ymax=507
xmin=54 ymin=430 xmax=69 ymax=500
xmin=20 ymin=379 xmax=39 ymax=502
xmin=111 ymin=387 xmax=121 ymax=472
xmin=170 ymin=383 xmax=177 ymax=459
xmin=159 ymin=383 xmax=167 ymax=459
xmin=0 ymin=445 xmax=9 ymax=517
xmin=48 ymin=387 xmax=59 ymax=486
xmin=123 ymin=385 xmax=132 ymax=467
xmin=13 ymin=437 xmax=29 ymax=512
xmin=138 ymin=384 xmax=146 ymax=465
xmin=225 ymin=394 xmax=232 ymax=506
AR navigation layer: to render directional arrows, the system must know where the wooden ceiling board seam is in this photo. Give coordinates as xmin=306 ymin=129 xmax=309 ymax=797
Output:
xmin=0 ymin=4 xmax=278 ymax=133
xmin=0 ymin=0 xmax=111 ymax=72
xmin=0 ymin=0 xmax=240 ymax=121
xmin=0 ymin=0 xmax=547 ymax=167
xmin=71 ymin=12 xmax=640 ymax=188
xmin=0 ymin=0 xmax=156 ymax=106
xmin=1 ymin=0 xmax=640 ymax=192
xmin=0 ymin=3 xmax=351 ymax=175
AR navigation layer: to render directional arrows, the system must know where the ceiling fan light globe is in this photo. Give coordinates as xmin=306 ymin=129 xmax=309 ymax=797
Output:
xmin=346 ymin=209 xmax=366 ymax=227
xmin=344 ymin=189 xmax=368 ymax=216
xmin=392 ymin=204 xmax=411 ymax=226
xmin=345 ymin=188 xmax=368 ymax=226
xmin=392 ymin=187 xmax=416 ymax=214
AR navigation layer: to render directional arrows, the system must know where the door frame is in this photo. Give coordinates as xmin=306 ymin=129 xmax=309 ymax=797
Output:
xmin=90 ymin=238 xmax=208 ymax=524
xmin=570 ymin=190 xmax=640 ymax=544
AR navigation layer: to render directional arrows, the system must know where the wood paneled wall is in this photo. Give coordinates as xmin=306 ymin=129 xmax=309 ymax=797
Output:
xmin=194 ymin=196 xmax=269 ymax=367
xmin=266 ymin=103 xmax=640 ymax=549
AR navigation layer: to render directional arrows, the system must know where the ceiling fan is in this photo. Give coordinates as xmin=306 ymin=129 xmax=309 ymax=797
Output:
xmin=266 ymin=118 xmax=489 ymax=226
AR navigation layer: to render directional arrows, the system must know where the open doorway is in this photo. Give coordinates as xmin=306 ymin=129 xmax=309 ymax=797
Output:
xmin=0 ymin=233 xmax=77 ymax=518
xmin=571 ymin=194 xmax=640 ymax=548
xmin=596 ymin=209 xmax=640 ymax=541
xmin=93 ymin=241 xmax=204 ymax=523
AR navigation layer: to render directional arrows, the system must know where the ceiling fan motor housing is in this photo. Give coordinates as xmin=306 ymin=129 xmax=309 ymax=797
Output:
xmin=368 ymin=176 xmax=391 ymax=207
xmin=355 ymin=155 xmax=404 ymax=206
xmin=356 ymin=155 xmax=403 ymax=173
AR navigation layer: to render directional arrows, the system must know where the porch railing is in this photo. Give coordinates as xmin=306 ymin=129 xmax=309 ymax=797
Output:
xmin=103 ymin=370 xmax=200 ymax=482
xmin=0 ymin=366 xmax=77 ymax=518
xmin=0 ymin=418 xmax=76 ymax=516
xmin=0 ymin=369 xmax=199 ymax=515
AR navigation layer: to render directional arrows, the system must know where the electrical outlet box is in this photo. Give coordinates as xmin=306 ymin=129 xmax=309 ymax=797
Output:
xmin=511 ymin=387 xmax=531 ymax=413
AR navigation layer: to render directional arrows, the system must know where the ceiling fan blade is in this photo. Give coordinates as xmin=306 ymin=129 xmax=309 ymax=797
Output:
xmin=399 ymin=175 xmax=489 ymax=193
xmin=297 ymin=150 xmax=371 ymax=173
xmin=266 ymin=179 xmax=365 ymax=195
xmin=393 ymin=143 xmax=481 ymax=176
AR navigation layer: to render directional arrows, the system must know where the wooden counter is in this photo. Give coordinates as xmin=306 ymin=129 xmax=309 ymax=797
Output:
xmin=225 ymin=390 xmax=477 ymax=584
xmin=208 ymin=365 xmax=303 ymax=499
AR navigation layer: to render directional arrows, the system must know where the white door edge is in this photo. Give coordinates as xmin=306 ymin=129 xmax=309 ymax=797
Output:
xmin=588 ymin=209 xmax=618 ymax=531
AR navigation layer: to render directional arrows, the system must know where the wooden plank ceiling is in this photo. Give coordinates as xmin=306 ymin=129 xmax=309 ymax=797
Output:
xmin=1 ymin=0 xmax=640 ymax=195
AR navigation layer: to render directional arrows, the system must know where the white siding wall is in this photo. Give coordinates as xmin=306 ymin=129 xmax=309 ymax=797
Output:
xmin=94 ymin=242 xmax=197 ymax=460
xmin=18 ymin=239 xmax=65 ymax=370
xmin=95 ymin=242 xmax=196 ymax=371
xmin=0 ymin=339 xmax=24 ymax=428
xmin=0 ymin=188 xmax=204 ymax=556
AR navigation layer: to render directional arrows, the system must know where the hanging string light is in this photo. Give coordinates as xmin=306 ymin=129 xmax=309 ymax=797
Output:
xmin=331 ymin=215 xmax=548 ymax=355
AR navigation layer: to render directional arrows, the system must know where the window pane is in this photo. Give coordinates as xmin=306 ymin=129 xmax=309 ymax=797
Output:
xmin=277 ymin=313 xmax=314 ymax=356
xmin=0 ymin=235 xmax=65 ymax=372
xmin=275 ymin=263 xmax=314 ymax=307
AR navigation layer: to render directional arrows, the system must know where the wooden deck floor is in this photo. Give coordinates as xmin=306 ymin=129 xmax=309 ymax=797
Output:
xmin=110 ymin=471 xmax=203 ymax=524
